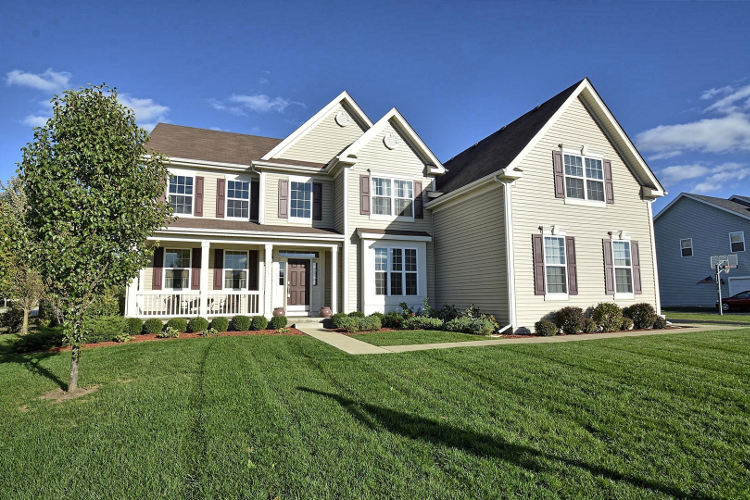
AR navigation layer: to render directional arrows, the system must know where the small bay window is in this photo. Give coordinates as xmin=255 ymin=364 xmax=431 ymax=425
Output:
xmin=374 ymin=247 xmax=418 ymax=296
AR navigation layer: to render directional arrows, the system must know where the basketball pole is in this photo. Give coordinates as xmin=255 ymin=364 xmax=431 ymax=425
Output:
xmin=716 ymin=264 xmax=723 ymax=316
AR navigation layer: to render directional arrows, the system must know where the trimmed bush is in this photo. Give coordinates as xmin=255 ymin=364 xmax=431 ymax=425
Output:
xmin=363 ymin=314 xmax=382 ymax=331
xmin=582 ymin=318 xmax=598 ymax=334
xmin=623 ymin=303 xmax=656 ymax=330
xmin=435 ymin=304 xmax=461 ymax=322
xmin=370 ymin=311 xmax=385 ymax=322
xmin=142 ymin=318 xmax=163 ymax=334
xmin=231 ymin=315 xmax=251 ymax=332
xmin=251 ymin=315 xmax=269 ymax=331
xmin=157 ymin=326 xmax=179 ymax=338
xmin=113 ymin=332 xmax=134 ymax=343
xmin=535 ymin=320 xmax=558 ymax=337
xmin=654 ymin=315 xmax=668 ymax=329
xmin=348 ymin=311 xmax=365 ymax=318
xmin=0 ymin=304 xmax=25 ymax=333
xmin=338 ymin=315 xmax=381 ymax=333
xmin=382 ymin=311 xmax=404 ymax=329
xmin=444 ymin=316 xmax=494 ymax=336
xmin=125 ymin=318 xmax=143 ymax=336
xmin=336 ymin=316 xmax=357 ymax=333
xmin=203 ymin=327 xmax=219 ymax=336
xmin=402 ymin=316 xmax=443 ymax=330
xmin=187 ymin=317 xmax=209 ymax=333
xmin=620 ymin=317 xmax=634 ymax=330
xmin=209 ymin=317 xmax=229 ymax=332
xmin=331 ymin=313 xmax=349 ymax=329
xmin=554 ymin=307 xmax=585 ymax=335
xmin=166 ymin=318 xmax=188 ymax=333
xmin=13 ymin=326 xmax=65 ymax=352
xmin=592 ymin=303 xmax=623 ymax=333
xmin=82 ymin=315 xmax=128 ymax=343
xmin=269 ymin=315 xmax=287 ymax=330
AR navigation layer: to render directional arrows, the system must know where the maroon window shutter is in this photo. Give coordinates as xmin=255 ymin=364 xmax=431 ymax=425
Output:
xmin=278 ymin=179 xmax=289 ymax=218
xmin=194 ymin=176 xmax=204 ymax=216
xmin=250 ymin=180 xmax=260 ymax=222
xmin=603 ymin=160 xmax=614 ymax=204
xmin=552 ymin=151 xmax=565 ymax=198
xmin=152 ymin=247 xmax=163 ymax=291
xmin=213 ymin=249 xmax=223 ymax=290
xmin=532 ymin=234 xmax=546 ymax=295
xmin=631 ymin=240 xmax=642 ymax=294
xmin=360 ymin=175 xmax=370 ymax=215
xmin=566 ymin=236 xmax=578 ymax=295
xmin=312 ymin=182 xmax=323 ymax=221
xmin=248 ymin=250 xmax=258 ymax=290
xmin=603 ymin=239 xmax=615 ymax=295
xmin=191 ymin=248 xmax=201 ymax=290
xmin=414 ymin=181 xmax=424 ymax=219
xmin=216 ymin=178 xmax=225 ymax=218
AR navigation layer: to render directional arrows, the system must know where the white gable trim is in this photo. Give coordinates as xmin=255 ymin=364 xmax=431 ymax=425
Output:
xmin=261 ymin=91 xmax=373 ymax=161
xmin=337 ymin=108 xmax=446 ymax=175
xmin=654 ymin=192 xmax=750 ymax=223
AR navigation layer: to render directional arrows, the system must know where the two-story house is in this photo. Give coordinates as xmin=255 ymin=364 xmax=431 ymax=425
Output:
xmin=124 ymin=78 xmax=666 ymax=333
xmin=654 ymin=193 xmax=750 ymax=308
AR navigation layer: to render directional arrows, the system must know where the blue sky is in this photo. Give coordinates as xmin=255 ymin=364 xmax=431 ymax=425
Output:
xmin=2 ymin=1 xmax=749 ymax=213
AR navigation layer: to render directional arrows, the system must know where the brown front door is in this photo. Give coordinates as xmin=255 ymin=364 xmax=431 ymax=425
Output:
xmin=287 ymin=260 xmax=309 ymax=306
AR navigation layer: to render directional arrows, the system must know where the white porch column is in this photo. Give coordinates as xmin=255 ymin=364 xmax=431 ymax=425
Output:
xmin=264 ymin=243 xmax=273 ymax=316
xmin=126 ymin=278 xmax=138 ymax=317
xmin=331 ymin=245 xmax=339 ymax=314
xmin=199 ymin=241 xmax=210 ymax=316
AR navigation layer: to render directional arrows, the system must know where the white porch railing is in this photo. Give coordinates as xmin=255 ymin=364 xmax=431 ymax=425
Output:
xmin=135 ymin=291 xmax=262 ymax=318
xmin=206 ymin=291 xmax=261 ymax=316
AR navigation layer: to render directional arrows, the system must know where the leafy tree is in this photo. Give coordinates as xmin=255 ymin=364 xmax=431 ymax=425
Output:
xmin=20 ymin=84 xmax=171 ymax=391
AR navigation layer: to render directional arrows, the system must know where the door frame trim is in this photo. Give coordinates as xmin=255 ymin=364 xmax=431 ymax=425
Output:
xmin=287 ymin=258 xmax=311 ymax=307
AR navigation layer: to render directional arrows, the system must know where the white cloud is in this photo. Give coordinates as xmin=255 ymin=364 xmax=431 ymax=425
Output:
xmin=648 ymin=150 xmax=683 ymax=161
xmin=636 ymin=113 xmax=750 ymax=156
xmin=659 ymin=164 xmax=709 ymax=185
xmin=5 ymin=68 xmax=71 ymax=93
xmin=22 ymin=114 xmax=49 ymax=127
xmin=117 ymin=94 xmax=169 ymax=131
xmin=704 ymin=83 xmax=750 ymax=114
xmin=211 ymin=92 xmax=305 ymax=115
xmin=208 ymin=98 xmax=245 ymax=116
xmin=700 ymin=85 xmax=734 ymax=100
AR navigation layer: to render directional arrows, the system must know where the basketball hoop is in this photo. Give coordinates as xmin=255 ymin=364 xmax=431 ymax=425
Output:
xmin=710 ymin=254 xmax=739 ymax=315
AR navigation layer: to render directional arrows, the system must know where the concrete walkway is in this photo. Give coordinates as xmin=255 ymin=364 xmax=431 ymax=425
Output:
xmin=295 ymin=320 xmax=746 ymax=355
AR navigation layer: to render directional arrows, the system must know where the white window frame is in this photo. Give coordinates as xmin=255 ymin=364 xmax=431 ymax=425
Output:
xmin=370 ymin=173 xmax=415 ymax=221
xmin=288 ymin=175 xmax=313 ymax=223
xmin=562 ymin=150 xmax=606 ymax=207
xmin=729 ymin=231 xmax=745 ymax=253
xmin=163 ymin=248 xmax=191 ymax=291
xmin=225 ymin=175 xmax=251 ymax=221
xmin=223 ymin=250 xmax=248 ymax=291
xmin=542 ymin=232 xmax=568 ymax=301
xmin=167 ymin=171 xmax=195 ymax=216
xmin=612 ymin=239 xmax=634 ymax=299
xmin=680 ymin=238 xmax=693 ymax=257
xmin=374 ymin=247 xmax=418 ymax=296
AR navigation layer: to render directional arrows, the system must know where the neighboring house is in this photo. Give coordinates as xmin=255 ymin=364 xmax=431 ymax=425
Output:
xmin=654 ymin=193 xmax=750 ymax=308
xmin=124 ymin=78 xmax=666 ymax=333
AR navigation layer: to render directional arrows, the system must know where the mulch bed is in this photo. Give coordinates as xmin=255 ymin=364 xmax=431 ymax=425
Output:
xmin=339 ymin=326 xmax=683 ymax=339
xmin=49 ymin=328 xmax=305 ymax=352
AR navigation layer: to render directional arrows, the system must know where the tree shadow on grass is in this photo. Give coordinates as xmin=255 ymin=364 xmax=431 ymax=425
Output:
xmin=0 ymin=331 xmax=68 ymax=390
xmin=298 ymin=387 xmax=712 ymax=499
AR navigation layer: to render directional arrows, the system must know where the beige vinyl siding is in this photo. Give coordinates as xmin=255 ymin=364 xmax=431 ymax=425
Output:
xmin=333 ymin=171 xmax=345 ymax=233
xmin=263 ymin=172 xmax=334 ymax=229
xmin=278 ymin=102 xmax=366 ymax=164
xmin=432 ymin=184 xmax=509 ymax=323
xmin=511 ymin=96 xmax=658 ymax=330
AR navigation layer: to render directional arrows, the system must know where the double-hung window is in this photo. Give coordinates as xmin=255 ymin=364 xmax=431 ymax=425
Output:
xmin=564 ymin=154 xmax=605 ymax=202
xmin=730 ymin=231 xmax=745 ymax=252
xmin=290 ymin=180 xmax=312 ymax=219
xmin=612 ymin=241 xmax=633 ymax=294
xmin=226 ymin=180 xmax=250 ymax=219
xmin=374 ymin=248 xmax=418 ymax=296
xmin=680 ymin=238 xmax=693 ymax=257
xmin=544 ymin=236 xmax=567 ymax=294
xmin=164 ymin=249 xmax=191 ymax=290
xmin=168 ymin=175 xmax=194 ymax=215
xmin=223 ymin=251 xmax=247 ymax=290
xmin=371 ymin=177 xmax=414 ymax=218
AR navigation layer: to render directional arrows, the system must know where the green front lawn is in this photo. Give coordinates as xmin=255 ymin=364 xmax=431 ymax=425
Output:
xmin=352 ymin=329 xmax=486 ymax=346
xmin=664 ymin=309 xmax=750 ymax=325
xmin=1 ymin=329 xmax=749 ymax=498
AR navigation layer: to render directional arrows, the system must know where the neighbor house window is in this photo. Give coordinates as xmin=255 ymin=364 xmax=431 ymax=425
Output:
xmin=374 ymin=247 xmax=417 ymax=296
xmin=613 ymin=241 xmax=633 ymax=293
xmin=164 ymin=249 xmax=190 ymax=290
xmin=226 ymin=180 xmax=250 ymax=219
xmin=371 ymin=177 xmax=414 ymax=218
xmin=544 ymin=236 xmax=567 ymax=294
xmin=680 ymin=238 xmax=693 ymax=257
xmin=168 ymin=175 xmax=193 ymax=215
xmin=290 ymin=180 xmax=312 ymax=219
xmin=730 ymin=231 xmax=745 ymax=252
xmin=564 ymin=154 xmax=605 ymax=202
xmin=223 ymin=251 xmax=247 ymax=290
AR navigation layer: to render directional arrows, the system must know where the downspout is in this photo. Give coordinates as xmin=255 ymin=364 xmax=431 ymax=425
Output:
xmin=647 ymin=199 xmax=662 ymax=316
xmin=495 ymin=175 xmax=517 ymax=332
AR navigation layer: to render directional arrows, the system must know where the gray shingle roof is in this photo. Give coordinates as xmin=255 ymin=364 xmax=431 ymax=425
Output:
xmin=690 ymin=193 xmax=750 ymax=219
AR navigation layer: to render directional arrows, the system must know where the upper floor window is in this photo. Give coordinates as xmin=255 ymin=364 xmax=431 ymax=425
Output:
xmin=169 ymin=175 xmax=193 ymax=215
xmin=544 ymin=236 xmax=567 ymax=295
xmin=374 ymin=247 xmax=418 ymax=296
xmin=680 ymin=238 xmax=693 ymax=257
xmin=164 ymin=249 xmax=190 ymax=290
xmin=224 ymin=251 xmax=247 ymax=290
xmin=564 ymin=154 xmax=605 ymax=202
xmin=372 ymin=177 xmax=414 ymax=218
xmin=612 ymin=241 xmax=633 ymax=294
xmin=226 ymin=180 xmax=250 ymax=219
xmin=730 ymin=231 xmax=745 ymax=253
xmin=290 ymin=180 xmax=312 ymax=219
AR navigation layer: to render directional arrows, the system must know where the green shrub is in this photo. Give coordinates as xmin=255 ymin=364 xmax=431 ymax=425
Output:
xmin=337 ymin=315 xmax=381 ymax=333
xmin=209 ymin=317 xmax=229 ymax=332
xmin=535 ymin=320 xmax=558 ymax=336
xmin=113 ymin=332 xmax=134 ymax=343
xmin=125 ymin=318 xmax=143 ymax=336
xmin=82 ymin=315 xmax=127 ymax=343
xmin=0 ymin=304 xmax=25 ymax=333
xmin=13 ymin=326 xmax=65 ymax=352
xmin=623 ymin=303 xmax=656 ymax=330
xmin=231 ymin=315 xmax=251 ymax=331
xmin=269 ymin=316 xmax=287 ymax=330
xmin=331 ymin=313 xmax=349 ymax=329
xmin=187 ymin=317 xmax=209 ymax=333
xmin=382 ymin=311 xmax=404 ymax=328
xmin=203 ymin=327 xmax=219 ymax=337
xmin=142 ymin=318 xmax=164 ymax=334
xmin=251 ymin=315 xmax=269 ymax=330
xmin=435 ymin=304 xmax=461 ymax=322
xmin=85 ymin=286 xmax=122 ymax=318
xmin=620 ymin=317 xmax=634 ymax=331
xmin=348 ymin=311 xmax=365 ymax=318
xmin=554 ymin=307 xmax=585 ymax=334
xmin=445 ymin=316 xmax=494 ymax=335
xmin=166 ymin=318 xmax=188 ymax=332
xmin=370 ymin=311 xmax=385 ymax=322
xmin=363 ymin=314 xmax=382 ymax=331
xmin=402 ymin=316 xmax=443 ymax=330
xmin=654 ymin=315 xmax=668 ymax=329
xmin=592 ymin=303 xmax=623 ymax=333
xmin=157 ymin=326 xmax=179 ymax=338
xmin=582 ymin=318 xmax=598 ymax=334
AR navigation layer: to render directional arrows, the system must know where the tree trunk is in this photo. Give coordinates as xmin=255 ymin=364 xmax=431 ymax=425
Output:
xmin=21 ymin=308 xmax=29 ymax=335
xmin=68 ymin=345 xmax=80 ymax=392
